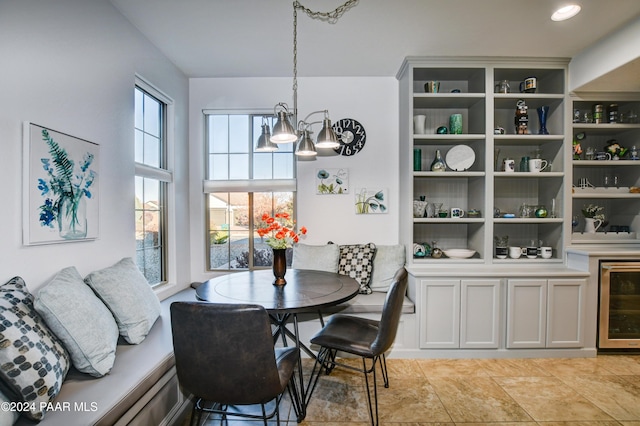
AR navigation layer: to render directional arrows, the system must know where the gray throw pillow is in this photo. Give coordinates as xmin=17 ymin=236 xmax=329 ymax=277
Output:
xmin=35 ymin=267 xmax=119 ymax=377
xmin=292 ymin=243 xmax=340 ymax=272
xmin=84 ymin=257 xmax=161 ymax=344
xmin=0 ymin=389 xmax=19 ymax=425
xmin=0 ymin=277 xmax=70 ymax=421
xmin=369 ymin=245 xmax=406 ymax=292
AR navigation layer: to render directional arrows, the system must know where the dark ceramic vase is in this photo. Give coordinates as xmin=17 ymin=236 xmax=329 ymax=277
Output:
xmin=272 ymin=248 xmax=287 ymax=286
xmin=537 ymin=106 xmax=549 ymax=135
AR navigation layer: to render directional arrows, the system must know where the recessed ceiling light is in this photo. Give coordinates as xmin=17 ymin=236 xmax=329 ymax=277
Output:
xmin=551 ymin=4 xmax=582 ymax=21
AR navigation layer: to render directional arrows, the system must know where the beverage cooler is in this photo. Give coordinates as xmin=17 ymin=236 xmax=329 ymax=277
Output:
xmin=599 ymin=261 xmax=640 ymax=349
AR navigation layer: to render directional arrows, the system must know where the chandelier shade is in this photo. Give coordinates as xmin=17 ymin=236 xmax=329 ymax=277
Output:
xmin=255 ymin=122 xmax=278 ymax=152
xmin=295 ymin=130 xmax=317 ymax=157
xmin=315 ymin=117 xmax=340 ymax=149
xmin=270 ymin=109 xmax=298 ymax=143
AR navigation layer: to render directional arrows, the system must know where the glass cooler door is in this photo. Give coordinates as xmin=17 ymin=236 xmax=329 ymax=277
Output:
xmin=599 ymin=262 xmax=640 ymax=349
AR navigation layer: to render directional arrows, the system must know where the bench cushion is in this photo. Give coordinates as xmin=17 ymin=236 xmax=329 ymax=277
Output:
xmin=321 ymin=292 xmax=414 ymax=315
xmin=16 ymin=288 xmax=196 ymax=425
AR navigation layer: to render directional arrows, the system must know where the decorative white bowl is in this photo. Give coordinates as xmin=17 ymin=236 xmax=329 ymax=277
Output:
xmin=443 ymin=249 xmax=476 ymax=259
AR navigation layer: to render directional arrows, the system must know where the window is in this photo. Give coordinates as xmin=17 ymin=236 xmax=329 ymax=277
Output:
xmin=204 ymin=112 xmax=296 ymax=270
xmin=135 ymin=81 xmax=172 ymax=285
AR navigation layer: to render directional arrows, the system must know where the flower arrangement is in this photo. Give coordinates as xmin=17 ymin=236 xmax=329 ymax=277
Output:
xmin=581 ymin=204 xmax=604 ymax=220
xmin=572 ymin=140 xmax=583 ymax=160
xmin=605 ymin=140 xmax=628 ymax=159
xmin=256 ymin=212 xmax=307 ymax=249
xmin=37 ymin=129 xmax=96 ymax=237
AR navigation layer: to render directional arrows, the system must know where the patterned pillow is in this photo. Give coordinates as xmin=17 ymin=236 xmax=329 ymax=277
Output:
xmin=338 ymin=243 xmax=376 ymax=294
xmin=0 ymin=277 xmax=70 ymax=421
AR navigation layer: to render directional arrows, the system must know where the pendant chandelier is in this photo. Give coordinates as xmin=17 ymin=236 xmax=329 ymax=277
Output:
xmin=255 ymin=0 xmax=359 ymax=157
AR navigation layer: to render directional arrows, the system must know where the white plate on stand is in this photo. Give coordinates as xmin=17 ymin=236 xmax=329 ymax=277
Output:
xmin=446 ymin=145 xmax=475 ymax=171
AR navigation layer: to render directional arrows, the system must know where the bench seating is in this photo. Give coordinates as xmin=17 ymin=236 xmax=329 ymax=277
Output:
xmin=320 ymin=291 xmax=414 ymax=315
xmin=16 ymin=288 xmax=196 ymax=426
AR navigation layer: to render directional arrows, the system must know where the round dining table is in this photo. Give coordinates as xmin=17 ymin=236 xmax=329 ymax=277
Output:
xmin=195 ymin=268 xmax=360 ymax=421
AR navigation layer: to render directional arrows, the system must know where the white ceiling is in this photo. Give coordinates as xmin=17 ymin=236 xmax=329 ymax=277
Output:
xmin=110 ymin=0 xmax=640 ymax=81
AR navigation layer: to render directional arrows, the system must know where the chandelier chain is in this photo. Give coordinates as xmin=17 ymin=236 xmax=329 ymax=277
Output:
xmin=294 ymin=0 xmax=359 ymax=23
xmin=291 ymin=0 xmax=359 ymax=117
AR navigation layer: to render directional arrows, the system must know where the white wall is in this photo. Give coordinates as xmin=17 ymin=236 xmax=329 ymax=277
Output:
xmin=189 ymin=77 xmax=399 ymax=282
xmin=0 ymin=0 xmax=190 ymax=294
xmin=569 ymin=16 xmax=640 ymax=92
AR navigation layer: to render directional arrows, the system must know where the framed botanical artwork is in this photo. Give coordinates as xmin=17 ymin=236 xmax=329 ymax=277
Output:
xmin=23 ymin=122 xmax=99 ymax=245
xmin=316 ymin=168 xmax=349 ymax=194
xmin=354 ymin=188 xmax=387 ymax=214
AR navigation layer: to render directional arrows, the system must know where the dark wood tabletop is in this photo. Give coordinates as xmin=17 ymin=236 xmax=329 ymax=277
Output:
xmin=195 ymin=269 xmax=360 ymax=313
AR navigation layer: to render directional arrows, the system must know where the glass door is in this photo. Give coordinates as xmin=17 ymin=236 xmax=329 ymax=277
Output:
xmin=599 ymin=261 xmax=640 ymax=349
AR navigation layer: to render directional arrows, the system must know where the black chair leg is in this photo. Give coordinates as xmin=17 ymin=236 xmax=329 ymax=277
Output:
xmin=362 ymin=357 xmax=379 ymax=426
xmin=378 ymin=354 xmax=390 ymax=388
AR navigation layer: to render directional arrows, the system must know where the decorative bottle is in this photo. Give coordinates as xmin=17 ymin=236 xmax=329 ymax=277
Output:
xmin=515 ymin=99 xmax=529 ymax=134
xmin=430 ymin=149 xmax=446 ymax=172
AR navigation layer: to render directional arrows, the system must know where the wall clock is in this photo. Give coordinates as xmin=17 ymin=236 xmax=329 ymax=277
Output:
xmin=332 ymin=118 xmax=366 ymax=156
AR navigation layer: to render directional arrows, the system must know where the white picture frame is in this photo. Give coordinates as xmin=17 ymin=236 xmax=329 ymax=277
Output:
xmin=23 ymin=122 xmax=100 ymax=245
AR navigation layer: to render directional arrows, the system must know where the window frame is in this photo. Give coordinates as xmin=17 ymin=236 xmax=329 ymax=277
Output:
xmin=202 ymin=109 xmax=297 ymax=271
xmin=135 ymin=76 xmax=176 ymax=288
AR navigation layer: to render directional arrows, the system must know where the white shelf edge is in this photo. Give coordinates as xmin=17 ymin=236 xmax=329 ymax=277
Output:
xmin=572 ymin=193 xmax=640 ymax=199
xmin=572 ymin=160 xmax=640 ymax=166
xmin=494 ymin=134 xmax=564 ymax=140
xmin=413 ymin=218 xmax=485 ymax=223
xmin=572 ymin=123 xmax=640 ymax=130
xmin=494 ymin=172 xmax=564 ymax=177
xmin=413 ymin=93 xmax=485 ymax=98
xmin=494 ymin=93 xmax=565 ymax=99
xmin=414 ymin=134 xmax=485 ymax=140
xmin=492 ymin=258 xmax=564 ymax=264
xmin=494 ymin=218 xmax=564 ymax=223
xmin=414 ymin=171 xmax=485 ymax=177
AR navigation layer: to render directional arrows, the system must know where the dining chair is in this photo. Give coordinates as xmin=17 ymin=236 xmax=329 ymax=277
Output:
xmin=170 ymin=302 xmax=299 ymax=425
xmin=307 ymin=267 xmax=408 ymax=425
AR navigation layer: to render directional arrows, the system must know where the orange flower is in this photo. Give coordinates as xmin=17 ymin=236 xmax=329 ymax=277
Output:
xmin=255 ymin=213 xmax=308 ymax=249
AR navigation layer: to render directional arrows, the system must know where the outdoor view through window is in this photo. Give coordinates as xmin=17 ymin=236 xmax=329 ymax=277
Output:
xmin=205 ymin=113 xmax=296 ymax=270
xmin=134 ymin=86 xmax=168 ymax=284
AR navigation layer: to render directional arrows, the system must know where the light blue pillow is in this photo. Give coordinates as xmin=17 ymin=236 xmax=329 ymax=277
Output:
xmin=84 ymin=257 xmax=161 ymax=344
xmin=292 ymin=243 xmax=340 ymax=272
xmin=370 ymin=245 xmax=406 ymax=292
xmin=35 ymin=267 xmax=119 ymax=377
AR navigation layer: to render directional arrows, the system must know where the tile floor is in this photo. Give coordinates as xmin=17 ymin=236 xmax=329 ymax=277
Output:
xmin=184 ymin=355 xmax=640 ymax=425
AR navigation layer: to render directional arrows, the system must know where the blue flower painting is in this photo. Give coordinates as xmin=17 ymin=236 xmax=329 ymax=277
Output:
xmin=355 ymin=188 xmax=387 ymax=214
xmin=316 ymin=168 xmax=349 ymax=194
xmin=24 ymin=123 xmax=99 ymax=245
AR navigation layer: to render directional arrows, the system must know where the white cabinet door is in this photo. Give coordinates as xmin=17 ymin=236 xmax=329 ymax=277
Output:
xmin=420 ymin=279 xmax=460 ymax=348
xmin=546 ymin=278 xmax=585 ymax=348
xmin=507 ymin=279 xmax=547 ymax=348
xmin=460 ymin=279 xmax=501 ymax=348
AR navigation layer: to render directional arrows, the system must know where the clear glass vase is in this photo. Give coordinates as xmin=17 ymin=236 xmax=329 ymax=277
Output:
xmin=58 ymin=196 xmax=87 ymax=239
